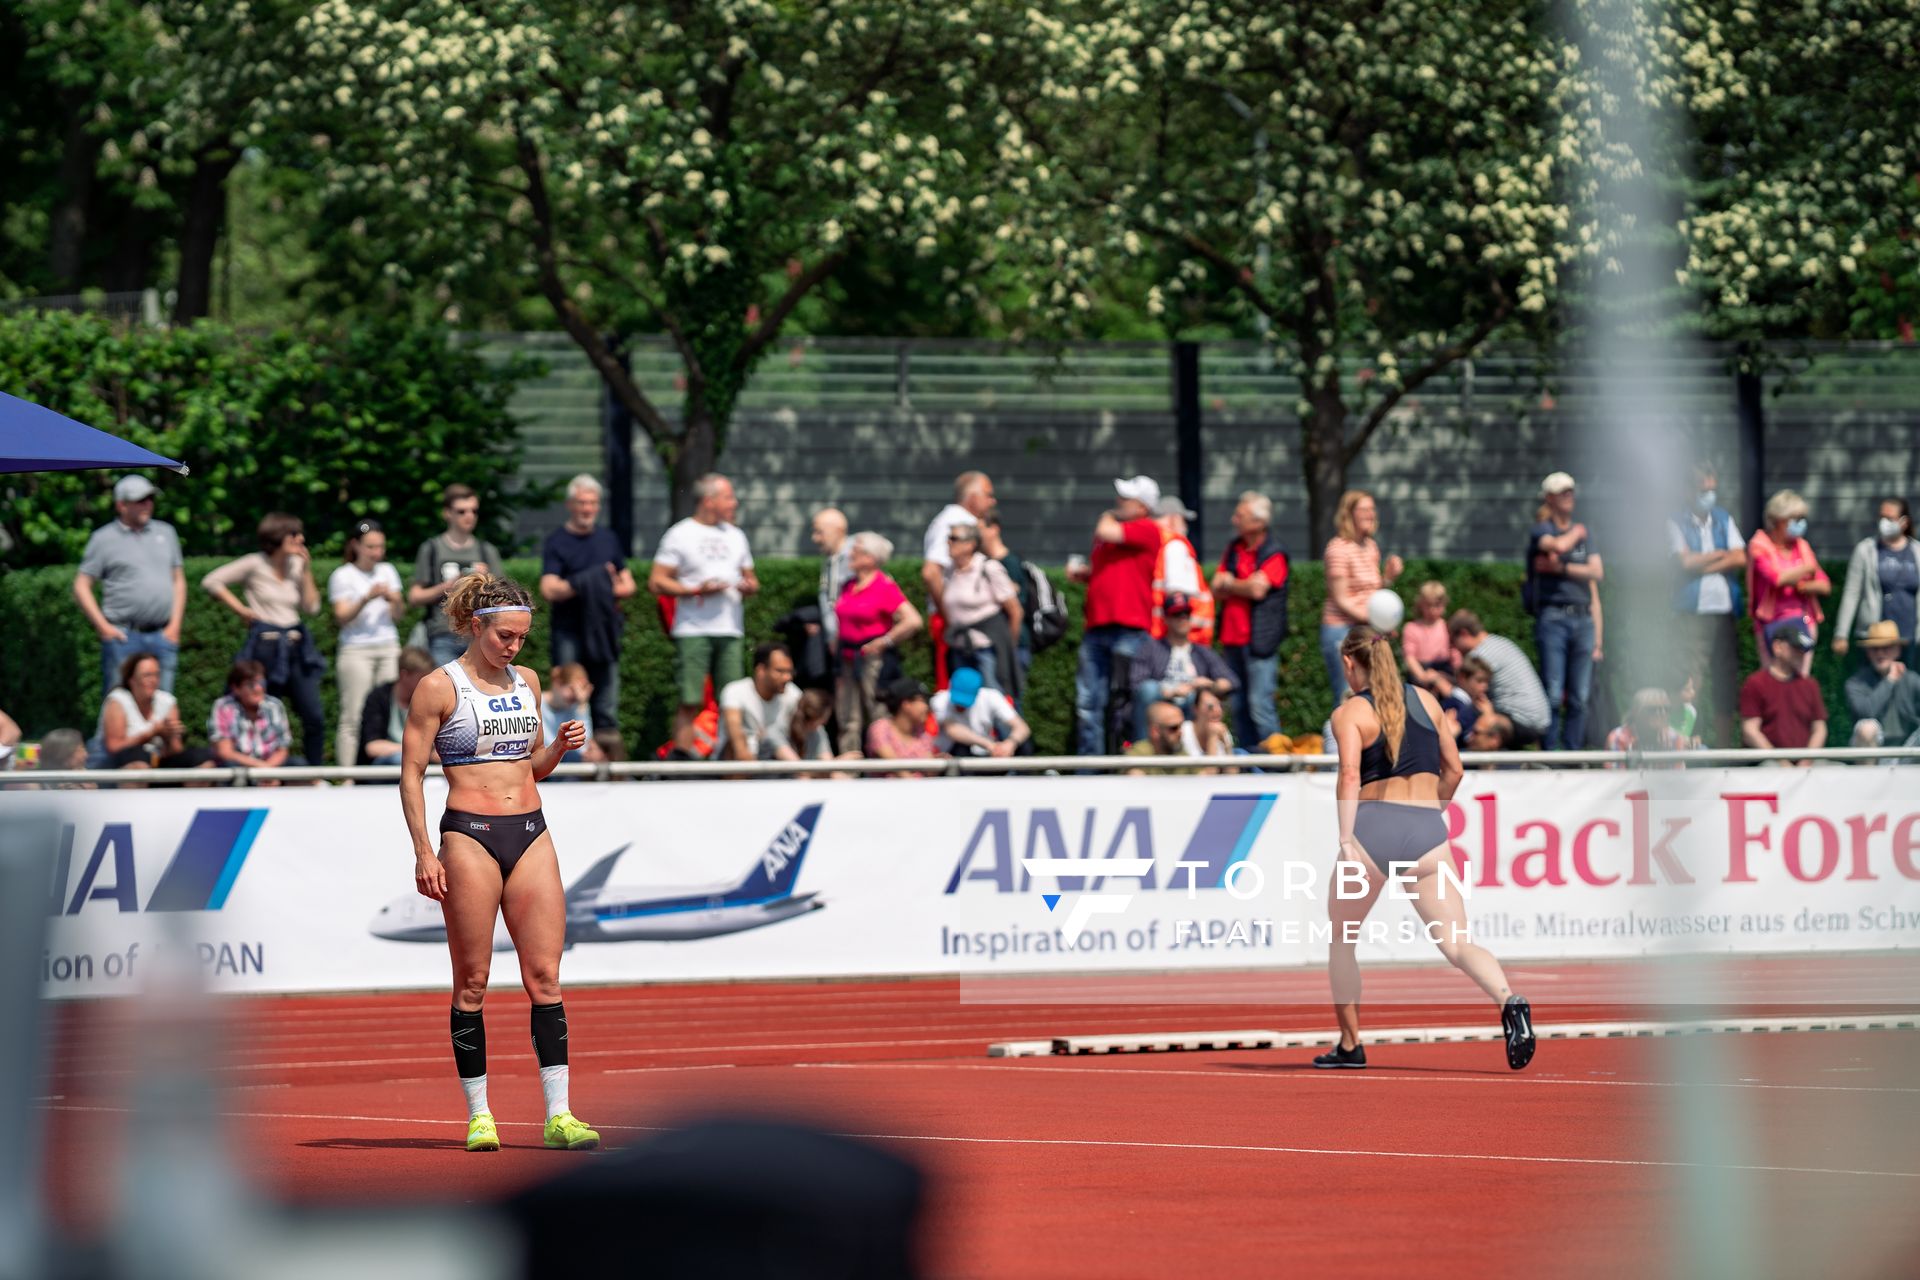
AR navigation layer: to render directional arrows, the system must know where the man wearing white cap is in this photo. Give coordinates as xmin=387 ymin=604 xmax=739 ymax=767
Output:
xmin=73 ymin=475 xmax=186 ymax=695
xmin=1526 ymin=470 xmax=1604 ymax=751
xmin=1067 ymin=476 xmax=1163 ymax=754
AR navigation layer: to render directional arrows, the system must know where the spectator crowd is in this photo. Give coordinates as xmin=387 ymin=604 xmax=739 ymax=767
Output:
xmin=7 ymin=459 xmax=1918 ymax=783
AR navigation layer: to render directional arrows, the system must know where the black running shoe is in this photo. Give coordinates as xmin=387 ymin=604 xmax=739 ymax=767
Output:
xmin=1312 ymin=1042 xmax=1367 ymax=1069
xmin=1502 ymin=994 xmax=1536 ymax=1070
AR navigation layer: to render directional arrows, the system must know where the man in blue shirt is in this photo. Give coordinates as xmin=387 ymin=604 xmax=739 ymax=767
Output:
xmin=538 ymin=475 xmax=637 ymax=739
xmin=1667 ymin=461 xmax=1747 ymax=747
xmin=1526 ymin=472 xmax=1605 ymax=750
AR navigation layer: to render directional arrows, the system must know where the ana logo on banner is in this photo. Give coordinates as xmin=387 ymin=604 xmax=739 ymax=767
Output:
xmin=53 ymin=809 xmax=268 ymax=915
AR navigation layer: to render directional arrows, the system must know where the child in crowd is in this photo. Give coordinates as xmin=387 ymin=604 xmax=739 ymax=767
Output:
xmin=1669 ymin=670 xmax=1702 ymax=747
xmin=1441 ymin=655 xmax=1494 ymax=745
xmin=545 ymin=663 xmax=609 ymax=768
xmin=1401 ymin=581 xmax=1455 ymax=692
xmin=1606 ymin=687 xmax=1694 ymax=758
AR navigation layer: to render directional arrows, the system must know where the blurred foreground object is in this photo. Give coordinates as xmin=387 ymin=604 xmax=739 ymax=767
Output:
xmin=508 ymin=1118 xmax=924 ymax=1280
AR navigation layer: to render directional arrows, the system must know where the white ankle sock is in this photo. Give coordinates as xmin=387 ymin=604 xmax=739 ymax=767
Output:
xmin=460 ymin=1074 xmax=490 ymax=1119
xmin=539 ymin=1065 xmax=570 ymax=1120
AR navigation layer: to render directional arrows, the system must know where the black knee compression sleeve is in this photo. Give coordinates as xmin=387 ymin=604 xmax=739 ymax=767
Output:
xmin=530 ymin=1001 xmax=568 ymax=1068
xmin=450 ymin=1006 xmax=486 ymax=1079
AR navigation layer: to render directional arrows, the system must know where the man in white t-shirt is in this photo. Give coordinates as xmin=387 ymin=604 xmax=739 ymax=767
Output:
xmin=648 ymin=472 xmax=760 ymax=755
xmin=714 ymin=642 xmax=801 ymax=762
xmin=929 ymin=666 xmax=1030 ymax=757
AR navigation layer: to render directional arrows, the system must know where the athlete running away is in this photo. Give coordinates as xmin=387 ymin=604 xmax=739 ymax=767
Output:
xmin=1315 ymin=625 xmax=1535 ymax=1071
xmin=400 ymin=572 xmax=601 ymax=1151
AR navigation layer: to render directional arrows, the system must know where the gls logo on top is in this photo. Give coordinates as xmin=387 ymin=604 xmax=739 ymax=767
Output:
xmin=47 ymin=809 xmax=268 ymax=915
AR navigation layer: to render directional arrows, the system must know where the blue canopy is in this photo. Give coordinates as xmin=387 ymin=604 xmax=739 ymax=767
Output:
xmin=0 ymin=391 xmax=188 ymax=475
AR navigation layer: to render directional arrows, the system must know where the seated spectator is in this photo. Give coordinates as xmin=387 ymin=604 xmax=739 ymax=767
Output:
xmin=931 ymin=667 xmax=1031 ymax=758
xmin=35 ymin=728 xmax=92 ymax=787
xmin=208 ymin=659 xmax=299 ymax=780
xmin=1401 ymin=581 xmax=1455 ymax=691
xmin=714 ymin=642 xmax=801 ymax=763
xmin=1183 ymin=687 xmax=1235 ymax=759
xmin=93 ymin=651 xmax=215 ymax=771
xmin=0 ymin=705 xmax=21 ymax=772
xmin=1127 ymin=700 xmax=1206 ymax=774
xmin=591 ymin=728 xmax=628 ymax=765
xmin=1448 ymin=611 xmax=1550 ymax=746
xmin=1845 ymin=621 xmax=1920 ymax=750
xmin=358 ymin=646 xmax=437 ymax=766
xmin=1128 ymin=592 xmax=1236 ymax=739
xmin=1464 ymin=712 xmax=1516 ymax=753
xmin=1320 ymin=689 xmax=1354 ymax=756
xmin=1739 ymin=618 xmax=1828 ymax=765
xmin=1605 ymin=688 xmax=1692 ymax=756
xmin=544 ymin=663 xmax=611 ymax=769
xmin=781 ymin=688 xmax=854 ymax=764
xmin=866 ymin=677 xmax=941 ymax=775
xmin=1442 ymin=655 xmax=1495 ymax=745
xmin=1668 ymin=669 xmax=1702 ymax=747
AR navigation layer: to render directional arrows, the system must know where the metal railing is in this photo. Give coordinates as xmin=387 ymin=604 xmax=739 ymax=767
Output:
xmin=11 ymin=745 xmax=1920 ymax=787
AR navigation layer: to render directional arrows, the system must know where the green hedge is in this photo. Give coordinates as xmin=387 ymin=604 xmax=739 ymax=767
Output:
xmin=0 ymin=310 xmax=555 ymax=567
xmin=0 ymin=554 xmax=1858 ymax=756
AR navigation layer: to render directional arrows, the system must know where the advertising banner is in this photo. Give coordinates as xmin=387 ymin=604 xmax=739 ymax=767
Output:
xmin=26 ymin=767 xmax=1920 ymax=998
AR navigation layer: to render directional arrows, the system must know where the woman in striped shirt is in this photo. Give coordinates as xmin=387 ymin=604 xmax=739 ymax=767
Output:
xmin=1321 ymin=490 xmax=1403 ymax=702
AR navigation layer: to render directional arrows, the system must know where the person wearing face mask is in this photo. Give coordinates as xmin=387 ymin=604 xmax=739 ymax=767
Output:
xmin=1747 ymin=490 xmax=1830 ymax=678
xmin=1834 ymin=498 xmax=1919 ymax=671
xmin=1667 ymin=462 xmax=1747 ymax=747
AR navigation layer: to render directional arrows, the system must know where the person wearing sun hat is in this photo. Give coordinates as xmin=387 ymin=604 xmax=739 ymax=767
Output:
xmin=1844 ymin=620 xmax=1920 ymax=751
xmin=1067 ymin=476 xmax=1164 ymax=755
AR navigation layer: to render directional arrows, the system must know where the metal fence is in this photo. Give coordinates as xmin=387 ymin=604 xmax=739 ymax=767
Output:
xmin=489 ymin=333 xmax=1920 ymax=561
xmin=13 ymin=745 xmax=1919 ymax=787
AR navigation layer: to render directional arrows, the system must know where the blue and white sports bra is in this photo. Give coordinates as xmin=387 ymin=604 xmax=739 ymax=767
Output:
xmin=434 ymin=660 xmax=541 ymax=766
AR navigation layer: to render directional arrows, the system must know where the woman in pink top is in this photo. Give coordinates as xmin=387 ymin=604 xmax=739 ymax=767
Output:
xmin=1400 ymin=581 xmax=1455 ymax=693
xmin=865 ymin=676 xmax=941 ymax=776
xmin=201 ymin=511 xmax=327 ymax=765
xmin=1747 ymin=489 xmax=1831 ymax=676
xmin=1321 ymin=490 xmax=1404 ymax=700
xmin=833 ymin=532 xmax=923 ymax=755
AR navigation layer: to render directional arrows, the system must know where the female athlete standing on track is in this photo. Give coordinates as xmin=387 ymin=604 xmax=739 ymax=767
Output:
xmin=401 ymin=572 xmax=600 ymax=1151
xmin=1316 ymin=625 xmax=1535 ymax=1071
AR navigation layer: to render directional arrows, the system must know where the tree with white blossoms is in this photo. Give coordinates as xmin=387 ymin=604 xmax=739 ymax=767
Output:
xmin=1638 ymin=0 xmax=1920 ymax=344
xmin=286 ymin=0 xmax=993 ymax=514
xmin=988 ymin=0 xmax=1595 ymax=547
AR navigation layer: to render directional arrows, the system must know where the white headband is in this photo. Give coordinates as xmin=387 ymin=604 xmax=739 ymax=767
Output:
xmin=473 ymin=605 xmax=532 ymax=616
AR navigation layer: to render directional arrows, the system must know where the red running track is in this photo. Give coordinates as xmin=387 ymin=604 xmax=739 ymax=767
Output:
xmin=37 ymin=957 xmax=1920 ymax=1278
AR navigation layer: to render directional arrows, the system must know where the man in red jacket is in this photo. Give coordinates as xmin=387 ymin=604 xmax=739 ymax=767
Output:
xmin=1070 ymin=476 xmax=1163 ymax=754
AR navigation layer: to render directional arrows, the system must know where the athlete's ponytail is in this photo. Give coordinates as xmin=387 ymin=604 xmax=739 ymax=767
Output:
xmin=443 ymin=572 xmax=535 ymax=637
xmin=1341 ymin=624 xmax=1405 ymax=764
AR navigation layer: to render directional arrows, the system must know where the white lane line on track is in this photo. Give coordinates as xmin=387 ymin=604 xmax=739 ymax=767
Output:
xmin=600 ymin=1064 xmax=738 ymax=1076
xmin=790 ymin=1060 xmax=1920 ymax=1095
xmin=45 ymin=1038 xmax=986 ymax=1078
xmin=36 ymin=1104 xmax=1916 ymax=1181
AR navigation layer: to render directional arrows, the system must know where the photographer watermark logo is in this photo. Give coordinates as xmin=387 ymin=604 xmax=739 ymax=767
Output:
xmin=1022 ymin=857 xmax=1155 ymax=945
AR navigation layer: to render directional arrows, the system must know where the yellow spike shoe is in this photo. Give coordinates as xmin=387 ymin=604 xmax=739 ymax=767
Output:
xmin=542 ymin=1111 xmax=600 ymax=1151
xmin=465 ymin=1112 xmax=500 ymax=1152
